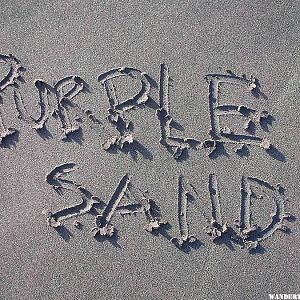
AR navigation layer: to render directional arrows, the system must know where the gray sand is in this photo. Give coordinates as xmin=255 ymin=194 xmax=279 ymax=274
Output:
xmin=0 ymin=1 xmax=299 ymax=299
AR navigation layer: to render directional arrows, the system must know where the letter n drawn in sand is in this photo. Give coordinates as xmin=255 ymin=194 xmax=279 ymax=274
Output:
xmin=203 ymin=72 xmax=277 ymax=158
xmin=204 ymin=174 xmax=229 ymax=240
xmin=170 ymin=175 xmax=199 ymax=249
xmin=234 ymin=176 xmax=293 ymax=251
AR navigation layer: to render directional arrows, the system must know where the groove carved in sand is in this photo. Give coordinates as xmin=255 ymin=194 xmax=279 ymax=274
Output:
xmin=44 ymin=166 xmax=166 ymax=237
xmin=43 ymin=165 xmax=293 ymax=252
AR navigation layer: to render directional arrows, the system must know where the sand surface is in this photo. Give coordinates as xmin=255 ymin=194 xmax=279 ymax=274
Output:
xmin=0 ymin=1 xmax=299 ymax=299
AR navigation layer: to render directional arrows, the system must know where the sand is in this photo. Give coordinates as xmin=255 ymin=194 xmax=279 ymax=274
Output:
xmin=0 ymin=1 xmax=299 ymax=299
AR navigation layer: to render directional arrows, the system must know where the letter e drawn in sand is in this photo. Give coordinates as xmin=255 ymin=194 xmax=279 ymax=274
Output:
xmin=203 ymin=71 xmax=279 ymax=159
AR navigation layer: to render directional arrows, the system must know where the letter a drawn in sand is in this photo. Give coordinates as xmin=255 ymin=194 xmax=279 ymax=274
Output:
xmin=92 ymin=174 xmax=166 ymax=238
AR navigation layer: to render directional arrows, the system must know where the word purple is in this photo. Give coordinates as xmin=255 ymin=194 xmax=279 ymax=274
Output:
xmin=0 ymin=54 xmax=282 ymax=161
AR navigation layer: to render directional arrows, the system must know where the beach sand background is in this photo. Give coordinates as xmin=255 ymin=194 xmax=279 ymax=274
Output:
xmin=0 ymin=1 xmax=299 ymax=299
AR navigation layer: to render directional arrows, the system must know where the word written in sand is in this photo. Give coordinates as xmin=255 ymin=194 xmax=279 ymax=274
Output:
xmin=0 ymin=54 xmax=283 ymax=161
xmin=43 ymin=163 xmax=294 ymax=252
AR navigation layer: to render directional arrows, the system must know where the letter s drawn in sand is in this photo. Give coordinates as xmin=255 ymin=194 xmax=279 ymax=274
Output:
xmin=44 ymin=163 xmax=103 ymax=227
